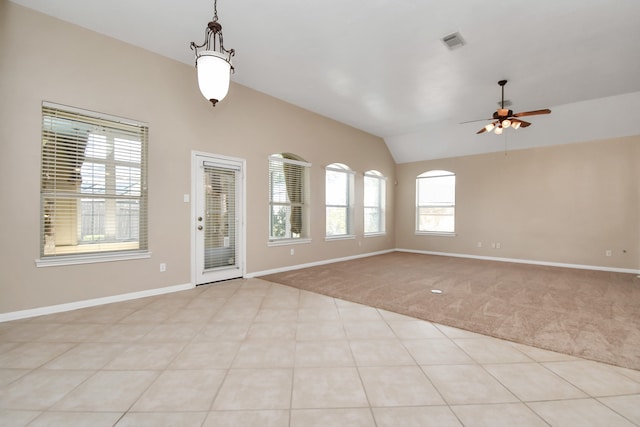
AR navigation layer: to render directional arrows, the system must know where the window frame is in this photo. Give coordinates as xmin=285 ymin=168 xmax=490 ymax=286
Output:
xmin=415 ymin=169 xmax=456 ymax=236
xmin=325 ymin=163 xmax=355 ymax=240
xmin=268 ymin=153 xmax=311 ymax=245
xmin=363 ymin=170 xmax=386 ymax=236
xmin=37 ymin=102 xmax=150 ymax=267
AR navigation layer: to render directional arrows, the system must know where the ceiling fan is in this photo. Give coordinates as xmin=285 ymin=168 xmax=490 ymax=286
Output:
xmin=467 ymin=80 xmax=551 ymax=135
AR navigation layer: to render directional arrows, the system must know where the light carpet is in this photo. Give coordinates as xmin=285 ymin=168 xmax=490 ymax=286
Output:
xmin=262 ymin=251 xmax=640 ymax=370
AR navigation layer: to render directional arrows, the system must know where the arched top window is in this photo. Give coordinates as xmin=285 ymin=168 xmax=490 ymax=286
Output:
xmin=416 ymin=170 xmax=455 ymax=234
xmin=326 ymin=162 xmax=353 ymax=172
xmin=417 ymin=170 xmax=453 ymax=179
xmin=269 ymin=153 xmax=311 ymax=242
xmin=275 ymin=152 xmax=305 ymax=162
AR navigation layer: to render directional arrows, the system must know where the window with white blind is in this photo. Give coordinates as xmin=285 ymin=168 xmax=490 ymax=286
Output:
xmin=364 ymin=170 xmax=386 ymax=235
xmin=416 ymin=170 xmax=456 ymax=234
xmin=326 ymin=163 xmax=355 ymax=238
xmin=39 ymin=102 xmax=149 ymax=265
xmin=268 ymin=153 xmax=310 ymax=242
xmin=202 ymin=162 xmax=239 ymax=271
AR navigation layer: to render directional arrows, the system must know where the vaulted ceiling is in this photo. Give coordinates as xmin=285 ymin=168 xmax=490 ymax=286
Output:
xmin=10 ymin=0 xmax=640 ymax=162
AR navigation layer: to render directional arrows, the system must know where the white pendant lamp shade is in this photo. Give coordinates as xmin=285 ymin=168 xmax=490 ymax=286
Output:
xmin=197 ymin=51 xmax=231 ymax=106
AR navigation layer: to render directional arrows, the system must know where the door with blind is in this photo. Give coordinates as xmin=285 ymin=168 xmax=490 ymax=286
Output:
xmin=193 ymin=153 xmax=244 ymax=284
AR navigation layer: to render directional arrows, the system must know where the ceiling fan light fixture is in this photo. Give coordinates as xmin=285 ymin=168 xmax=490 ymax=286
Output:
xmin=469 ymin=80 xmax=552 ymax=136
xmin=190 ymin=0 xmax=236 ymax=107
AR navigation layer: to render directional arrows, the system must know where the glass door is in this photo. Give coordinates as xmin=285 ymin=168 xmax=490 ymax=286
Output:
xmin=194 ymin=154 xmax=244 ymax=284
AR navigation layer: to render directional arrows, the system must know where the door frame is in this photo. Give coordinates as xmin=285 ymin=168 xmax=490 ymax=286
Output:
xmin=191 ymin=151 xmax=246 ymax=285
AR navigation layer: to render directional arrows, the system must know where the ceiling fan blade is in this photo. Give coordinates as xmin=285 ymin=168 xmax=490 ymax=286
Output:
xmin=460 ymin=118 xmax=492 ymax=124
xmin=511 ymin=119 xmax=531 ymax=129
xmin=513 ymin=109 xmax=551 ymax=117
xmin=476 ymin=127 xmax=487 ymax=134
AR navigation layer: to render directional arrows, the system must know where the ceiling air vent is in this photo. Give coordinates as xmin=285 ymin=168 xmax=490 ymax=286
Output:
xmin=441 ymin=32 xmax=465 ymax=50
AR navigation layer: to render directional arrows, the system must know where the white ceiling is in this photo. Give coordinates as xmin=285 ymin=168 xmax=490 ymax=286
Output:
xmin=10 ymin=0 xmax=640 ymax=162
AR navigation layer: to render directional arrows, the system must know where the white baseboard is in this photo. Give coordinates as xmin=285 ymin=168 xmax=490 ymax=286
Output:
xmin=249 ymin=247 xmax=639 ymax=277
xmin=247 ymin=249 xmax=395 ymax=278
xmin=396 ymin=248 xmax=640 ymax=274
xmin=0 ymin=282 xmax=194 ymax=323
xmin=4 ymin=249 xmax=635 ymax=322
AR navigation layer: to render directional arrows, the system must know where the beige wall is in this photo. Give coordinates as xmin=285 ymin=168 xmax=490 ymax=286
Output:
xmin=0 ymin=2 xmax=395 ymax=313
xmin=395 ymin=137 xmax=640 ymax=270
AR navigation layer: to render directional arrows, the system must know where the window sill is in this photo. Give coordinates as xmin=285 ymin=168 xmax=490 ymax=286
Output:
xmin=364 ymin=232 xmax=387 ymax=238
xmin=36 ymin=251 xmax=151 ymax=267
xmin=325 ymin=234 xmax=356 ymax=241
xmin=415 ymin=231 xmax=457 ymax=237
xmin=268 ymin=238 xmax=312 ymax=247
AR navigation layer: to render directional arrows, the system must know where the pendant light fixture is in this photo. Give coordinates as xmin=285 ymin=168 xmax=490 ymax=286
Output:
xmin=190 ymin=0 xmax=236 ymax=107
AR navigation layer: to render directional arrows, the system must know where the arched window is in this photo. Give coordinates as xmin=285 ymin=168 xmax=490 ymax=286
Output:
xmin=269 ymin=153 xmax=311 ymax=241
xmin=326 ymin=163 xmax=355 ymax=238
xmin=364 ymin=170 xmax=386 ymax=235
xmin=416 ymin=170 xmax=455 ymax=234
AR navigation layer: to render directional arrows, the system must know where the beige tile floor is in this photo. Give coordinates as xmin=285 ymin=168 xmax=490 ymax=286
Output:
xmin=1 ymin=278 xmax=640 ymax=426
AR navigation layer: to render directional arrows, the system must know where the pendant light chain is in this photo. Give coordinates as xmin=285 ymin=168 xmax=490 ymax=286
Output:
xmin=213 ymin=0 xmax=218 ymax=22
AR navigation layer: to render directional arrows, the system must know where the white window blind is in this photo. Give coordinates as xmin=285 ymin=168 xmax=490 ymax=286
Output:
xmin=364 ymin=170 xmax=386 ymax=235
xmin=203 ymin=163 xmax=238 ymax=269
xmin=416 ymin=170 xmax=455 ymax=233
xmin=269 ymin=154 xmax=310 ymax=241
xmin=40 ymin=103 xmax=148 ymax=260
xmin=326 ymin=163 xmax=355 ymax=237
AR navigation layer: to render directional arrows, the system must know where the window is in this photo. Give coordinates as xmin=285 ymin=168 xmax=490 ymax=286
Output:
xmin=364 ymin=170 xmax=386 ymax=235
xmin=416 ymin=170 xmax=455 ymax=234
xmin=269 ymin=153 xmax=310 ymax=242
xmin=326 ymin=163 xmax=354 ymax=238
xmin=39 ymin=103 xmax=148 ymax=263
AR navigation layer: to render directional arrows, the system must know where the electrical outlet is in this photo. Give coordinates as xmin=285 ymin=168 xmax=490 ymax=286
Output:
xmin=605 ymin=250 xmax=612 ymax=257
xmin=160 ymin=263 xmax=166 ymax=272
xmin=290 ymin=248 xmax=294 ymax=256
xmin=491 ymin=243 xmax=496 ymax=249
xmin=496 ymin=242 xmax=501 ymax=249
xmin=477 ymin=242 xmax=482 ymax=248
